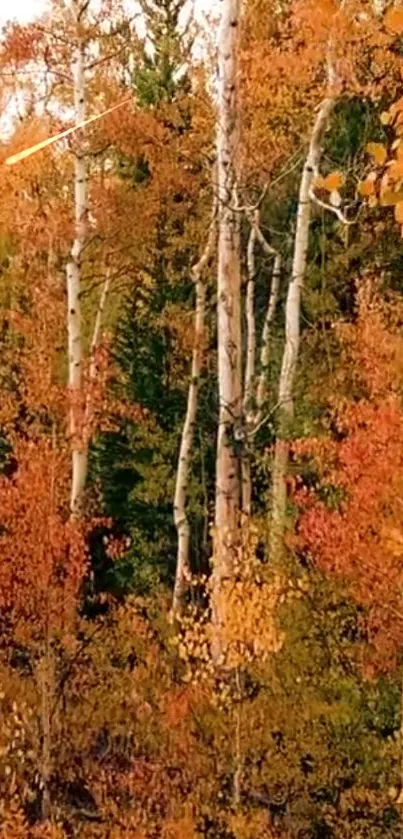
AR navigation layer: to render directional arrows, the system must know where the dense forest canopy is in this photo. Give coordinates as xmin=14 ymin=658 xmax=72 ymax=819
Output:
xmin=1 ymin=0 xmax=403 ymax=836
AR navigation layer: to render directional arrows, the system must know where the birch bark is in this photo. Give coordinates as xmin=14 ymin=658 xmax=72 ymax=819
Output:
xmin=172 ymin=202 xmax=217 ymax=616
xmin=241 ymin=212 xmax=281 ymax=515
xmin=212 ymin=0 xmax=242 ymax=662
xmin=67 ymin=1 xmax=87 ymax=517
xmin=244 ymin=219 xmax=257 ymax=421
xmin=241 ymin=221 xmax=257 ymax=515
xmin=256 ymin=251 xmax=281 ymax=423
xmin=270 ymin=94 xmax=336 ymax=558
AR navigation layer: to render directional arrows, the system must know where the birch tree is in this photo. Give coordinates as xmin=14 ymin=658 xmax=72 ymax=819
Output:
xmin=172 ymin=198 xmax=217 ymax=615
xmin=270 ymin=95 xmax=336 ymax=558
xmin=241 ymin=219 xmax=258 ymax=516
xmin=269 ymin=5 xmax=344 ymax=559
xmin=242 ymin=211 xmax=281 ymax=515
xmin=67 ymin=0 xmax=88 ymax=517
xmin=212 ymin=0 xmax=242 ymax=661
xmin=66 ymin=0 xmax=117 ymax=516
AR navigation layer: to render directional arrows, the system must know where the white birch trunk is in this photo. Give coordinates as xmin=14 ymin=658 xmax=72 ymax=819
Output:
xmin=88 ymin=272 xmax=111 ymax=380
xmin=256 ymin=252 xmax=281 ymax=422
xmin=241 ymin=214 xmax=281 ymax=515
xmin=67 ymin=7 xmax=87 ymax=517
xmin=172 ymin=204 xmax=217 ymax=616
xmin=270 ymin=94 xmax=336 ymax=559
xmin=244 ymin=219 xmax=257 ymax=417
xmin=82 ymin=269 xmax=111 ymax=441
xmin=241 ymin=220 xmax=257 ymax=515
xmin=212 ymin=0 xmax=242 ymax=662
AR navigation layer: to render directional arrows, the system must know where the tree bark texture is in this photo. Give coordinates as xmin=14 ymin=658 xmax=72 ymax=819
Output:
xmin=270 ymin=94 xmax=336 ymax=559
xmin=172 ymin=201 xmax=217 ymax=616
xmin=212 ymin=0 xmax=242 ymax=663
xmin=67 ymin=4 xmax=87 ymax=517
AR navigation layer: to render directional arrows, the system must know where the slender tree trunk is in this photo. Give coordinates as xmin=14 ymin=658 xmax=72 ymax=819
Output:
xmin=241 ymin=213 xmax=281 ymax=515
xmin=241 ymin=219 xmax=257 ymax=515
xmin=233 ymin=667 xmax=243 ymax=809
xmin=172 ymin=203 xmax=217 ymax=616
xmin=37 ymin=649 xmax=54 ymax=822
xmin=88 ymin=271 xmax=111 ymax=380
xmin=256 ymin=251 xmax=281 ymax=423
xmin=244 ymin=219 xmax=257 ymax=416
xmin=82 ymin=269 xmax=111 ymax=442
xmin=212 ymin=0 xmax=242 ymax=663
xmin=66 ymin=3 xmax=111 ymax=517
xmin=270 ymin=94 xmax=336 ymax=559
xmin=241 ymin=222 xmax=257 ymax=514
xmin=67 ymin=8 xmax=87 ymax=517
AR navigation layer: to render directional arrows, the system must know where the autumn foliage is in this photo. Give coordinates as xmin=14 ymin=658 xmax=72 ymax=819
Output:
xmin=294 ymin=283 xmax=403 ymax=673
xmin=1 ymin=0 xmax=403 ymax=837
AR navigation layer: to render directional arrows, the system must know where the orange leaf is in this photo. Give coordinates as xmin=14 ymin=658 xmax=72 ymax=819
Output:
xmin=357 ymin=178 xmax=375 ymax=197
xmin=323 ymin=171 xmax=345 ymax=191
xmin=395 ymin=202 xmax=403 ymax=223
xmin=366 ymin=142 xmax=387 ymax=166
xmin=384 ymin=8 xmax=403 ymax=35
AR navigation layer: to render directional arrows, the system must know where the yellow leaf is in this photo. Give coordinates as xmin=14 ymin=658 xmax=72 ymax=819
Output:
xmin=380 ymin=188 xmax=403 ymax=205
xmin=384 ymin=7 xmax=403 ymax=35
xmin=366 ymin=142 xmax=387 ymax=166
xmin=388 ymin=159 xmax=403 ymax=179
xmin=395 ymin=202 xmax=403 ymax=223
xmin=323 ymin=171 xmax=345 ymax=191
xmin=380 ymin=111 xmax=390 ymax=125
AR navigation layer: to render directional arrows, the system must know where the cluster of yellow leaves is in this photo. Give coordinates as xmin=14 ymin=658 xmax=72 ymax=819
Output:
xmin=172 ymin=606 xmax=213 ymax=682
xmin=215 ymin=562 xmax=285 ymax=670
xmin=175 ymin=524 xmax=285 ymax=682
xmin=357 ymin=96 xmax=403 ymax=230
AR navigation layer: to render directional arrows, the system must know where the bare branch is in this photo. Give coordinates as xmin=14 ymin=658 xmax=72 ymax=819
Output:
xmin=309 ymin=186 xmax=356 ymax=225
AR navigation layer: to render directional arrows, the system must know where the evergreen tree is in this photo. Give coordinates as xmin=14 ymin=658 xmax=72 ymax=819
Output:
xmin=135 ymin=0 xmax=191 ymax=107
xmin=91 ymin=0 xmax=215 ymax=595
